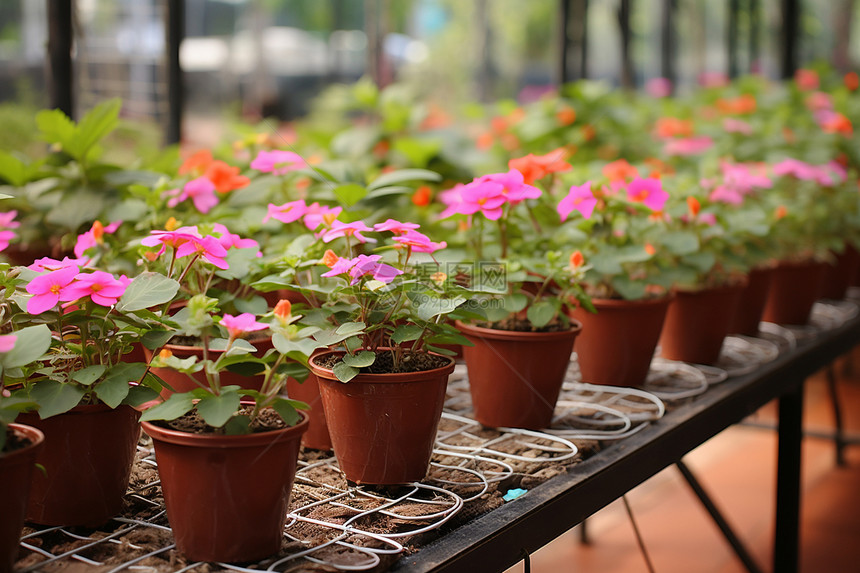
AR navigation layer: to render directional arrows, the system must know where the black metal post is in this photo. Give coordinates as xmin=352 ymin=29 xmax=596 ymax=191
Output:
xmin=826 ymin=365 xmax=847 ymax=466
xmin=677 ymin=460 xmax=764 ymax=573
xmin=579 ymin=0 xmax=589 ymax=80
xmin=774 ymin=382 xmax=804 ymax=573
xmin=166 ymin=0 xmax=184 ymax=145
xmin=617 ymin=0 xmax=633 ymax=89
xmin=728 ymin=0 xmax=740 ymax=78
xmin=781 ymin=0 xmax=799 ymax=79
xmin=47 ymin=0 xmax=74 ymax=118
xmin=749 ymin=0 xmax=761 ymax=73
xmin=557 ymin=0 xmax=571 ymax=86
xmin=660 ymin=0 xmax=675 ymax=92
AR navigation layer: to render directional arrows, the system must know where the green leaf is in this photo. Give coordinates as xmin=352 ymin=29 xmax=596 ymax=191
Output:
xmin=417 ymin=296 xmax=466 ymax=321
xmin=661 ymin=231 xmax=700 ymax=255
xmin=526 ymin=301 xmax=557 ymax=328
xmin=503 ymin=293 xmax=529 ymax=313
xmin=682 ymin=251 xmax=717 ymax=273
xmin=333 ymin=182 xmax=367 ymax=207
xmin=122 ymin=385 xmax=160 ymax=408
xmin=45 ymin=190 xmax=105 ymax=231
xmin=333 ymin=361 xmax=359 ymax=383
xmin=196 ymin=390 xmax=241 ymax=428
xmin=29 ymin=381 xmax=86 ymax=418
xmin=342 ymin=350 xmax=375 ymax=368
xmin=70 ymin=98 xmax=121 ymax=161
xmin=336 ymin=322 xmax=366 ymax=335
xmin=0 ymin=325 xmax=51 ymax=369
xmin=0 ymin=151 xmax=31 ymax=186
xmin=270 ymin=396 xmax=302 ymax=426
xmin=117 ymin=272 xmax=180 ymax=312
xmin=36 ymin=108 xmax=76 ymax=150
xmin=609 ymin=276 xmax=648 ymax=300
xmin=224 ymin=415 xmax=251 ymax=434
xmin=71 ymin=364 xmax=107 ymax=386
xmin=392 ymin=324 xmax=424 ymax=343
xmin=140 ymin=392 xmax=195 ymax=422
xmin=367 ymin=168 xmax=441 ymax=190
xmin=95 ymin=362 xmax=146 ymax=408
xmin=142 ymin=329 xmax=175 ymax=350
xmin=272 ymin=333 xmax=323 ymax=361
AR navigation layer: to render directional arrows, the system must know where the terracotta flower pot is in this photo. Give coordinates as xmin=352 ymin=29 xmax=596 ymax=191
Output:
xmin=1 ymin=424 xmax=45 ymax=573
xmin=570 ymin=296 xmax=671 ymax=387
xmin=18 ymin=403 xmax=141 ymax=527
xmin=762 ymin=259 xmax=827 ymax=326
xmin=730 ymin=265 xmax=776 ymax=336
xmin=287 ymin=373 xmax=332 ymax=451
xmin=142 ymin=412 xmax=309 ymax=563
xmin=145 ymin=337 xmax=273 ymax=398
xmin=310 ymin=350 xmax=455 ymax=485
xmin=821 ymin=245 xmax=860 ymax=300
xmin=660 ymin=281 xmax=746 ymax=365
xmin=457 ymin=321 xmax=581 ymax=430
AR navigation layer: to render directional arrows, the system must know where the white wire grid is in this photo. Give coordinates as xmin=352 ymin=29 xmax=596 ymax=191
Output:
xmin=16 ymin=299 xmax=856 ymax=572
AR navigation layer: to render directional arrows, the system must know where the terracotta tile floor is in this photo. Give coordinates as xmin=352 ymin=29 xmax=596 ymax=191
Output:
xmin=505 ymin=350 xmax=860 ymax=573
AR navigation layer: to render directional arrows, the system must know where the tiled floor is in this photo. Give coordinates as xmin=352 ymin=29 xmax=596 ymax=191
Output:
xmin=505 ymin=350 xmax=860 ymax=573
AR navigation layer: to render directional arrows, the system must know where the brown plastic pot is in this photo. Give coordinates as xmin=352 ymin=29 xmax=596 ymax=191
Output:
xmin=311 ymin=350 xmax=455 ymax=485
xmin=660 ymin=281 xmax=746 ymax=365
xmin=570 ymin=295 xmax=671 ymax=387
xmin=145 ymin=337 xmax=273 ymax=398
xmin=762 ymin=259 xmax=827 ymax=326
xmin=457 ymin=321 xmax=581 ymax=429
xmin=1 ymin=424 xmax=45 ymax=573
xmin=18 ymin=403 xmax=141 ymax=527
xmin=821 ymin=245 xmax=860 ymax=300
xmin=730 ymin=265 xmax=776 ymax=336
xmin=287 ymin=373 xmax=332 ymax=451
xmin=142 ymin=412 xmax=309 ymax=563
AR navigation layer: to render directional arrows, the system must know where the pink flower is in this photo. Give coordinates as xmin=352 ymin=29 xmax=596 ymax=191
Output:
xmin=0 ymin=333 xmax=17 ymax=353
xmin=28 ymin=256 xmax=88 ymax=272
xmin=626 ymin=178 xmax=669 ymax=212
xmin=709 ymin=185 xmax=744 ymax=205
xmin=220 ymin=313 xmax=269 ymax=338
xmin=250 ymin=150 xmax=304 ymax=175
xmin=699 ymin=213 xmax=718 ymax=226
xmin=264 ymin=200 xmax=308 ymax=224
xmin=699 ymin=71 xmax=728 ymax=88
xmin=174 ymin=234 xmax=230 ymax=270
xmin=806 ymin=91 xmax=833 ymax=112
xmin=0 ymin=211 xmax=20 ymax=229
xmin=26 ymin=265 xmax=80 ymax=314
xmin=61 ymin=271 xmax=127 ymax=307
xmin=392 ymin=230 xmax=447 ymax=253
xmin=663 ymin=136 xmax=713 ymax=156
xmin=141 ymin=229 xmax=199 ymax=256
xmin=772 ymin=158 xmax=820 ymax=181
xmin=167 ymin=176 xmax=218 ymax=213
xmin=480 ymin=170 xmax=542 ymax=204
xmin=303 ymin=203 xmax=342 ymax=230
xmin=721 ymin=162 xmax=772 ymax=193
xmin=646 ymin=77 xmax=672 ymax=98
xmin=211 ymin=223 xmax=261 ymax=255
xmin=321 ymin=254 xmax=403 ymax=286
xmin=319 ymin=220 xmax=376 ymax=244
xmin=457 ymin=179 xmax=507 ymax=220
xmin=373 ymin=219 xmax=421 ymax=234
xmin=723 ymin=118 xmax=753 ymax=135
xmin=74 ymin=221 xmax=121 ymax=258
xmin=0 ymin=230 xmax=15 ymax=253
xmin=558 ymin=181 xmax=597 ymax=221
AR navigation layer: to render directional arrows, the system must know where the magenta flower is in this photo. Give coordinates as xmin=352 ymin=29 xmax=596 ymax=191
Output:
xmin=141 ymin=229 xmax=199 ymax=257
xmin=445 ymin=179 xmax=507 ymax=221
xmin=0 ymin=211 xmax=20 ymax=229
xmin=663 ymin=136 xmax=713 ymax=156
xmin=723 ymin=118 xmax=753 ymax=135
xmin=250 ymin=150 xmax=304 ymax=175
xmin=699 ymin=213 xmax=718 ymax=226
xmin=174 ymin=234 xmax=230 ymax=269
xmin=211 ymin=223 xmax=261 ymax=256
xmin=646 ymin=77 xmax=673 ymax=98
xmin=319 ymin=220 xmax=376 ymax=244
xmin=0 ymin=333 xmax=17 ymax=353
xmin=481 ymin=170 xmax=542 ymax=204
xmin=263 ymin=200 xmax=308 ymax=224
xmin=61 ymin=271 xmax=127 ymax=307
xmin=709 ymin=185 xmax=744 ymax=205
xmin=303 ymin=203 xmax=343 ymax=230
xmin=373 ymin=219 xmax=421 ymax=234
xmin=558 ymin=181 xmax=597 ymax=221
xmin=321 ymin=256 xmax=358 ymax=278
xmin=28 ymin=256 xmax=88 ymax=272
xmin=0 ymin=230 xmax=15 ymax=253
xmin=74 ymin=220 xmax=122 ymax=258
xmin=627 ymin=178 xmax=669 ymax=212
xmin=772 ymin=158 xmax=820 ymax=181
xmin=26 ymin=265 xmax=80 ymax=314
xmin=220 ymin=313 xmax=269 ymax=338
xmin=321 ymin=254 xmax=403 ymax=286
xmin=167 ymin=176 xmax=218 ymax=213
xmin=721 ymin=162 xmax=772 ymax=193
xmin=392 ymin=230 xmax=447 ymax=253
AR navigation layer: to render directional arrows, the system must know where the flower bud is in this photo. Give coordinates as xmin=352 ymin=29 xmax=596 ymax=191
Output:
xmin=274 ymin=299 xmax=292 ymax=322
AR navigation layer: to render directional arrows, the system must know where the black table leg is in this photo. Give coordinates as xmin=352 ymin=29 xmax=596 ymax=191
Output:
xmin=774 ymin=382 xmax=804 ymax=573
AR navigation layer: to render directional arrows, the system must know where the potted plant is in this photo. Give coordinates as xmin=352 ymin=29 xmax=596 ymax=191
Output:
xmin=2 ymin=260 xmax=171 ymax=527
xmin=439 ymin=166 xmax=589 ymax=429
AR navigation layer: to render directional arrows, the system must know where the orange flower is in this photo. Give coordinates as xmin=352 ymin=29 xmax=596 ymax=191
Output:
xmin=321 ymin=249 xmax=339 ymax=268
xmin=508 ymin=107 xmax=525 ymax=123
xmin=273 ymin=299 xmax=292 ymax=321
xmin=643 ymin=157 xmax=675 ymax=177
xmin=508 ymin=148 xmax=571 ymax=184
xmin=91 ymin=220 xmax=105 ymax=242
xmin=644 ymin=243 xmax=656 ymax=256
xmin=372 ymin=139 xmax=390 ymax=158
xmin=476 ymin=132 xmax=494 ymax=150
xmin=412 ymin=185 xmax=432 ymax=207
xmin=782 ymin=127 xmax=796 ymax=144
xmin=822 ymin=113 xmax=853 ymax=135
xmin=501 ymin=133 xmax=520 ymax=151
xmin=165 ymin=216 xmax=178 ymax=231
xmin=143 ymin=251 xmax=159 ymax=262
xmin=420 ymin=104 xmax=452 ymax=130
xmin=774 ymin=205 xmax=788 ymax=220
xmin=569 ymin=250 xmax=584 ymax=268
xmin=582 ymin=124 xmax=596 ymax=142
xmin=159 ymin=348 xmax=173 ymax=359
xmin=603 ymin=159 xmax=639 ymax=182
xmin=295 ymin=177 xmax=312 ymax=190
xmin=687 ymin=196 xmax=701 ymax=216
xmin=654 ymin=117 xmax=694 ymax=138
xmin=178 ymin=149 xmax=214 ymax=176
xmin=845 ymin=72 xmax=859 ymax=91
xmin=204 ymin=161 xmax=250 ymax=193
xmin=795 ymin=68 xmax=819 ymax=91
xmin=491 ymin=116 xmax=509 ymax=135
xmin=556 ymin=106 xmax=576 ymax=126
xmin=715 ymin=94 xmax=757 ymax=115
